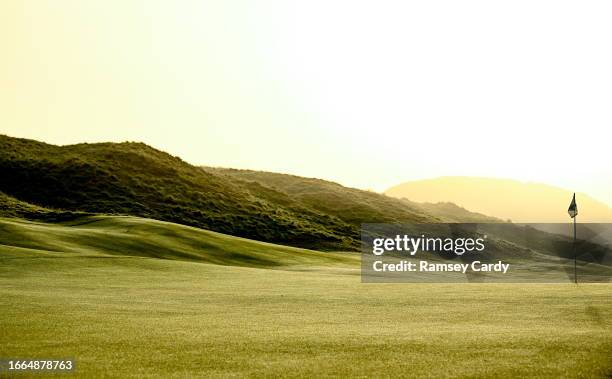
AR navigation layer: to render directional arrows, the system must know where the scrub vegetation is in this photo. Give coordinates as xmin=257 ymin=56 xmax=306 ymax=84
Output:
xmin=0 ymin=134 xmax=443 ymax=251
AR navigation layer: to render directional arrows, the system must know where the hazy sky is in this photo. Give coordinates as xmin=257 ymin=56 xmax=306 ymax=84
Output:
xmin=2 ymin=1 xmax=611 ymax=205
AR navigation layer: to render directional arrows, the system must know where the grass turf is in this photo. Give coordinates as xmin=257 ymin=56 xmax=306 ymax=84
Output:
xmin=1 ymin=216 xmax=611 ymax=378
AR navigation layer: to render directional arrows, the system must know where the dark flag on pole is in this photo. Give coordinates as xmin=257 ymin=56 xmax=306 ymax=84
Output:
xmin=568 ymin=193 xmax=578 ymax=284
xmin=568 ymin=193 xmax=578 ymax=218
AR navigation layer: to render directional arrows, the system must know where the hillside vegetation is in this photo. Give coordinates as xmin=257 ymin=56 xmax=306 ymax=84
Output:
xmin=0 ymin=135 xmax=441 ymax=251
xmin=208 ymin=168 xmax=506 ymax=225
xmin=0 ymin=191 xmax=86 ymax=221
xmin=400 ymin=199 xmax=501 ymax=223
xmin=207 ymin=168 xmax=438 ymax=226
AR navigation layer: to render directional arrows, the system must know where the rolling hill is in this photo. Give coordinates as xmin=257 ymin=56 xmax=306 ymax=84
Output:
xmin=0 ymin=135 xmax=443 ymax=251
xmin=208 ymin=168 xmax=437 ymax=224
xmin=399 ymin=199 xmax=500 ymax=223
xmin=386 ymin=177 xmax=612 ymax=223
xmin=7 ymin=135 xmax=570 ymax=256
xmin=0 ymin=215 xmax=357 ymax=269
xmin=205 ymin=168 xmax=503 ymax=224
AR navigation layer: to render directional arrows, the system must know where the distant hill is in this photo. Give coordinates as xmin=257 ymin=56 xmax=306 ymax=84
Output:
xmin=386 ymin=177 xmax=612 ymax=223
xmin=400 ymin=199 xmax=501 ymax=223
xmin=209 ymin=169 xmax=502 ymax=224
xmin=0 ymin=135 xmax=441 ymax=251
xmin=207 ymin=168 xmax=439 ymax=225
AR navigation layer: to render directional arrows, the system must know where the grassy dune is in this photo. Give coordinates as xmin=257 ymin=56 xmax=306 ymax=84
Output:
xmin=0 ymin=134 xmax=438 ymax=251
xmin=0 ymin=216 xmax=357 ymax=269
xmin=1 ymin=216 xmax=611 ymax=378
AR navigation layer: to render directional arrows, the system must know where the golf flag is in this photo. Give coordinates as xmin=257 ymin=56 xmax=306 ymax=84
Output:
xmin=568 ymin=193 xmax=578 ymax=218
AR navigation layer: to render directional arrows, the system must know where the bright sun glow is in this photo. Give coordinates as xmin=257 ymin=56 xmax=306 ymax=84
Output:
xmin=1 ymin=0 xmax=611 ymax=205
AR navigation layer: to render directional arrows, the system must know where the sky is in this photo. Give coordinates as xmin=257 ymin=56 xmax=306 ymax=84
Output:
xmin=1 ymin=0 xmax=611 ymax=206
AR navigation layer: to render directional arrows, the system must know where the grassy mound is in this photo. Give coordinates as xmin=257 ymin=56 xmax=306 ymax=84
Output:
xmin=0 ymin=216 xmax=357 ymax=269
xmin=0 ymin=135 xmax=438 ymax=251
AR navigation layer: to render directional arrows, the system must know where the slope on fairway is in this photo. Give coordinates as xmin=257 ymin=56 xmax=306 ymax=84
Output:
xmin=1 ymin=233 xmax=611 ymax=377
xmin=0 ymin=216 xmax=357 ymax=269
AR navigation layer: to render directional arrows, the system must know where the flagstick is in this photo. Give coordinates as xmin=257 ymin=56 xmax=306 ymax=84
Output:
xmin=574 ymin=215 xmax=577 ymax=284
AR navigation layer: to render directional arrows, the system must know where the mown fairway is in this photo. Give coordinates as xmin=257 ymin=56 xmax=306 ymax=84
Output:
xmin=1 ymin=217 xmax=611 ymax=378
